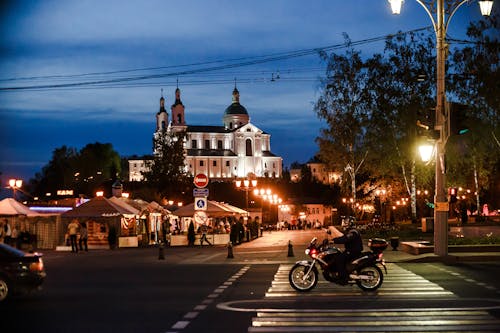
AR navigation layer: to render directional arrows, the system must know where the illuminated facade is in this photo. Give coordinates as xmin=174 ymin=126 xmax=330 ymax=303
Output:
xmin=129 ymin=86 xmax=282 ymax=181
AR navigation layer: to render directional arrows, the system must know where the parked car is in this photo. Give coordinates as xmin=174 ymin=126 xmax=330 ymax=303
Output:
xmin=0 ymin=243 xmax=46 ymax=301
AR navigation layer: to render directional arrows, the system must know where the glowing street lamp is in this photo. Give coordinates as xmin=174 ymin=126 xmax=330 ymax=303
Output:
xmin=8 ymin=179 xmax=23 ymax=201
xmin=418 ymin=140 xmax=435 ymax=163
xmin=388 ymin=0 xmax=403 ymax=14
xmin=235 ymin=178 xmax=258 ymax=216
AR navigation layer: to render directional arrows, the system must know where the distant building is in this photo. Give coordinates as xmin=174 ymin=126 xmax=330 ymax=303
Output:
xmin=129 ymin=86 xmax=282 ymax=181
xmin=277 ymin=202 xmax=334 ymax=228
xmin=290 ymin=162 xmax=341 ymax=185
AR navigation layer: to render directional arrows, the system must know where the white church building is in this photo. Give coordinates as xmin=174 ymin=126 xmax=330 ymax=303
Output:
xmin=129 ymin=86 xmax=282 ymax=181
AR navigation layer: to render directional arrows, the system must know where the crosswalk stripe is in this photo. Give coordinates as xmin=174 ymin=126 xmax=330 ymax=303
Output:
xmin=247 ymin=263 xmax=500 ymax=332
xmin=266 ymin=263 xmax=454 ymax=297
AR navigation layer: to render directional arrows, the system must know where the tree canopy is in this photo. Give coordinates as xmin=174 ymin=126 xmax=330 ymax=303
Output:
xmin=29 ymin=142 xmax=121 ymax=198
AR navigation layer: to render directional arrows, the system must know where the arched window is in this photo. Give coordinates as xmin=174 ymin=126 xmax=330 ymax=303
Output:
xmin=177 ymin=114 xmax=182 ymax=124
xmin=161 ymin=121 xmax=166 ymax=130
xmin=246 ymin=139 xmax=252 ymax=156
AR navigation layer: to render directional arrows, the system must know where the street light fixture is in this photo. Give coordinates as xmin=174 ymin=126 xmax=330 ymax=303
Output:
xmin=388 ymin=0 xmax=494 ymax=257
xmin=418 ymin=138 xmax=435 ymax=163
xmin=235 ymin=178 xmax=258 ymax=216
xmin=8 ymin=179 xmax=23 ymax=201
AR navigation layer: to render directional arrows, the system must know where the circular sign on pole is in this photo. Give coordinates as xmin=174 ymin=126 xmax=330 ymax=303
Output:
xmin=194 ymin=173 xmax=209 ymax=188
xmin=194 ymin=211 xmax=208 ymax=225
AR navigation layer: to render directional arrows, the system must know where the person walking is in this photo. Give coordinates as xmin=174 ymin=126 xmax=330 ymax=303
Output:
xmin=199 ymin=224 xmax=212 ymax=246
xmin=79 ymin=222 xmax=88 ymax=252
xmin=67 ymin=219 xmax=80 ymax=253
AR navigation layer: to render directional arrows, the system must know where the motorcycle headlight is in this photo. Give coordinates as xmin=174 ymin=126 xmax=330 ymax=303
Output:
xmin=305 ymin=249 xmax=310 ymax=255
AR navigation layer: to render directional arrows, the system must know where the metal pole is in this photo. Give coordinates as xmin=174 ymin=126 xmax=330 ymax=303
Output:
xmin=245 ymin=188 xmax=249 ymax=217
xmin=434 ymin=0 xmax=449 ymax=257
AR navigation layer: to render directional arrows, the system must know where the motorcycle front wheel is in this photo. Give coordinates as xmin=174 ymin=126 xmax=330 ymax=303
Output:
xmin=289 ymin=263 xmax=318 ymax=292
xmin=356 ymin=265 xmax=383 ymax=291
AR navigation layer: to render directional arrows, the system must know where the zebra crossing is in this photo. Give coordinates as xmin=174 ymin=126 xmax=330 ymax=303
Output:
xmin=248 ymin=263 xmax=500 ymax=332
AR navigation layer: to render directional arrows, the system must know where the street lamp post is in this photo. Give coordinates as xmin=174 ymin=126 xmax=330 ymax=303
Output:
xmin=235 ymin=178 xmax=257 ymax=217
xmin=8 ymin=179 xmax=23 ymax=201
xmin=389 ymin=0 xmax=494 ymax=257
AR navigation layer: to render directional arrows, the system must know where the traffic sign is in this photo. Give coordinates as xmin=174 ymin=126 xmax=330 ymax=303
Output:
xmin=193 ymin=188 xmax=209 ymax=197
xmin=194 ymin=197 xmax=207 ymax=210
xmin=194 ymin=173 xmax=209 ymax=188
xmin=193 ymin=211 xmax=208 ymax=225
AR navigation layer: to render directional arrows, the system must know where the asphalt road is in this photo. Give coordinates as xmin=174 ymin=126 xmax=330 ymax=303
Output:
xmin=1 ymin=230 xmax=499 ymax=332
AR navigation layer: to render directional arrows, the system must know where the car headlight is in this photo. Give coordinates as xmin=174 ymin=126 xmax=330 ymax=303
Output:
xmin=305 ymin=249 xmax=310 ymax=255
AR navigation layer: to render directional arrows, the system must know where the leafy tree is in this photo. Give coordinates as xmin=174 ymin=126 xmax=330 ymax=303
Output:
xmin=314 ymin=34 xmax=370 ymax=206
xmin=29 ymin=146 xmax=78 ymax=197
xmin=28 ymin=143 xmax=121 ymax=198
xmin=142 ymin=129 xmax=190 ymax=202
xmin=364 ymin=30 xmax=435 ymax=222
xmin=449 ymin=11 xmax=500 ymax=210
xmin=74 ymin=142 xmax=121 ymax=195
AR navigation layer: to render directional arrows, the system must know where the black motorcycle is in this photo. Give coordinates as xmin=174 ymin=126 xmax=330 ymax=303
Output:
xmin=289 ymin=235 xmax=388 ymax=292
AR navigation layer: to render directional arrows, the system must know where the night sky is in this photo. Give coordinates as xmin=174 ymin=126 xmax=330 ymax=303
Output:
xmin=0 ymin=0 xmax=484 ymax=184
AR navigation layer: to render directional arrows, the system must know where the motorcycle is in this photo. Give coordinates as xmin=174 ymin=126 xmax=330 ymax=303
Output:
xmin=289 ymin=233 xmax=388 ymax=292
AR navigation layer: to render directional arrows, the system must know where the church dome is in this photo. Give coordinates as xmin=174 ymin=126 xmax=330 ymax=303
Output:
xmin=224 ymin=87 xmax=248 ymax=115
xmin=224 ymin=103 xmax=248 ymax=115
xmin=223 ymin=86 xmax=250 ymax=129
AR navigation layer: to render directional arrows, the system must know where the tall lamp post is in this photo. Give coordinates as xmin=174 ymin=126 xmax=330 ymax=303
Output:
xmin=235 ymin=178 xmax=257 ymax=217
xmin=388 ymin=0 xmax=494 ymax=257
xmin=8 ymin=179 xmax=23 ymax=201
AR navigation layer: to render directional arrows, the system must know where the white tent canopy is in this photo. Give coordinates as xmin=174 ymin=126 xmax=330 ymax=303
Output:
xmin=0 ymin=198 xmax=38 ymax=216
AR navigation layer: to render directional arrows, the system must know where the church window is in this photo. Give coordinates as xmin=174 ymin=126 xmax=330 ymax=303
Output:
xmin=213 ymin=161 xmax=217 ymax=167
xmin=177 ymin=114 xmax=182 ymax=124
xmin=265 ymin=163 xmax=267 ymax=168
xmin=226 ymin=161 xmax=230 ymax=167
xmin=229 ymin=122 xmax=233 ymax=129
xmin=200 ymin=161 xmax=204 ymax=167
xmin=246 ymin=127 xmax=251 ymax=132
xmin=205 ymin=140 xmax=210 ymax=149
xmin=245 ymin=139 xmax=252 ymax=156
xmin=192 ymin=140 xmax=197 ymax=149
xmin=218 ymin=140 xmax=223 ymax=149
xmin=273 ymin=162 xmax=276 ymax=168
xmin=161 ymin=121 xmax=166 ymax=130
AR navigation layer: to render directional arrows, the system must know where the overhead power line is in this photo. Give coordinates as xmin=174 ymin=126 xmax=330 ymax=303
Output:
xmin=0 ymin=27 xmax=431 ymax=92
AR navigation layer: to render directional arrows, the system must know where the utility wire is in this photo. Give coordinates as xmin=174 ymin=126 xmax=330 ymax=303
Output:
xmin=0 ymin=27 xmax=431 ymax=91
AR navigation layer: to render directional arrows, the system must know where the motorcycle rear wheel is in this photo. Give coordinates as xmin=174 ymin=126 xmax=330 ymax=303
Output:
xmin=289 ymin=263 xmax=318 ymax=292
xmin=356 ymin=265 xmax=383 ymax=291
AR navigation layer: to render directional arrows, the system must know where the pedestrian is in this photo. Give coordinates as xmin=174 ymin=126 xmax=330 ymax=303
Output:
xmin=79 ymin=222 xmax=88 ymax=252
xmin=67 ymin=219 xmax=80 ymax=253
xmin=4 ymin=220 xmax=12 ymax=246
xmin=199 ymin=224 xmax=211 ymax=246
xmin=11 ymin=224 xmax=19 ymax=248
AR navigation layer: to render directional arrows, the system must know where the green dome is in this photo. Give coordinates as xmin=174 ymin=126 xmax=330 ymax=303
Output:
xmin=224 ymin=103 xmax=248 ymax=115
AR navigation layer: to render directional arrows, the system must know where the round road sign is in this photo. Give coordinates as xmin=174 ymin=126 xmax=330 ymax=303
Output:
xmin=194 ymin=211 xmax=208 ymax=225
xmin=194 ymin=173 xmax=209 ymax=188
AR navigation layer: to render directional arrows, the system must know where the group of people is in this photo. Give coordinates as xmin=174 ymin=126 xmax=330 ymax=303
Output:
xmin=67 ymin=219 xmax=88 ymax=253
xmin=0 ymin=218 xmax=31 ymax=249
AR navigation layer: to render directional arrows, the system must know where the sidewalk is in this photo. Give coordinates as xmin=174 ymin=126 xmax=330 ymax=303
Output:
xmin=229 ymin=230 xmax=500 ymax=264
